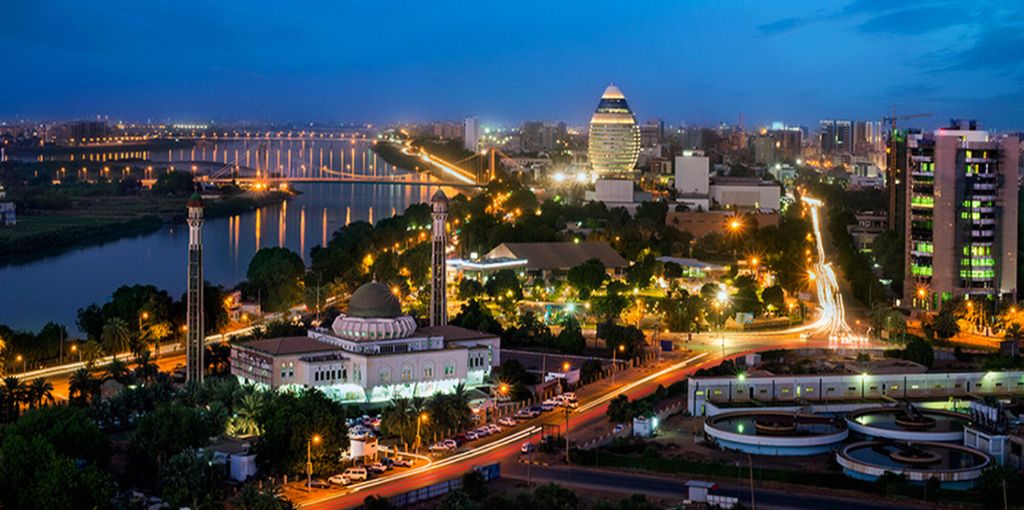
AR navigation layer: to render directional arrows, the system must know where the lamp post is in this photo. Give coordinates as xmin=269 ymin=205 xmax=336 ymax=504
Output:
xmin=612 ymin=344 xmax=625 ymax=386
xmin=16 ymin=354 xmax=24 ymax=374
xmin=71 ymin=344 xmax=81 ymax=363
xmin=307 ymin=434 xmax=321 ymax=492
xmin=415 ymin=413 xmax=428 ymax=454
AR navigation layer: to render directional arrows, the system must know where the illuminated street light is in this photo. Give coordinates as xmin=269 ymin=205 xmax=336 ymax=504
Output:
xmin=415 ymin=413 xmax=428 ymax=454
xmin=307 ymin=434 xmax=322 ymax=492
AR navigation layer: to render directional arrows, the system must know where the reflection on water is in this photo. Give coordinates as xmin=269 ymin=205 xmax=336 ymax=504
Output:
xmin=0 ymin=179 xmax=457 ymax=332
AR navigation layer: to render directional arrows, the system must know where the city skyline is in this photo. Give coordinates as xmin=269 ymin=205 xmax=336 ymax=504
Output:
xmin=3 ymin=1 xmax=1024 ymax=129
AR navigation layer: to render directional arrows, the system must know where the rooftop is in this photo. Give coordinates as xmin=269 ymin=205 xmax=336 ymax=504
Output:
xmin=347 ymin=281 xmax=403 ymax=319
xmin=486 ymin=241 xmax=627 ymax=271
xmin=236 ymin=336 xmax=335 ymax=356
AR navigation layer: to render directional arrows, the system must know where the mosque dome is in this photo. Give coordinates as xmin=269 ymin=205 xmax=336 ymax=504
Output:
xmin=347 ymin=282 xmax=403 ymax=318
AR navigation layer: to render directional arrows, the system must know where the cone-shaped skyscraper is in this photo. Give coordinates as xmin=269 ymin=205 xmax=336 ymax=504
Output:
xmin=588 ymin=83 xmax=641 ymax=177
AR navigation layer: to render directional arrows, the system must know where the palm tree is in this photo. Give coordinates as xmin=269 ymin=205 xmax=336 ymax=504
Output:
xmin=0 ymin=376 xmax=25 ymax=421
xmin=27 ymin=377 xmax=54 ymax=408
xmin=145 ymin=321 xmax=172 ymax=359
xmin=229 ymin=392 xmax=265 ymax=437
xmin=105 ymin=358 xmax=130 ymax=383
xmin=80 ymin=341 xmax=104 ymax=369
xmin=232 ymin=480 xmax=293 ymax=510
xmin=133 ymin=350 xmax=159 ymax=382
xmin=101 ymin=317 xmax=132 ymax=360
xmin=68 ymin=368 xmax=97 ymax=404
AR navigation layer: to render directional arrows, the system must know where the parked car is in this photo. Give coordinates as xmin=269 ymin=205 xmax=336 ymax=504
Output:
xmin=429 ymin=442 xmax=450 ymax=452
xmin=487 ymin=423 xmax=502 ymax=434
xmin=309 ymin=478 xmax=332 ymax=489
xmin=521 ymin=442 xmax=535 ymax=454
xmin=540 ymin=400 xmax=557 ymax=412
xmin=465 ymin=431 xmax=479 ymax=441
xmin=499 ymin=417 xmax=517 ymax=427
xmin=475 ymin=427 xmax=491 ymax=437
xmin=343 ymin=467 xmax=368 ymax=481
xmin=514 ymin=409 xmax=532 ymax=420
xmin=559 ymin=400 xmax=578 ymax=409
xmin=367 ymin=462 xmax=387 ymax=474
xmin=328 ymin=474 xmax=351 ymax=486
xmin=529 ymin=405 xmax=545 ymax=415
xmin=392 ymin=457 xmax=413 ymax=468
xmin=561 ymin=392 xmax=577 ymax=402
xmin=613 ymin=423 xmax=625 ymax=434
xmin=443 ymin=439 xmax=458 ymax=449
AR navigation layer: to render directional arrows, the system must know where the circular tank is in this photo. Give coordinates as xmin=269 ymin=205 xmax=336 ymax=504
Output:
xmin=704 ymin=411 xmax=848 ymax=456
xmin=837 ymin=441 xmax=992 ymax=489
xmin=845 ymin=407 xmax=971 ymax=442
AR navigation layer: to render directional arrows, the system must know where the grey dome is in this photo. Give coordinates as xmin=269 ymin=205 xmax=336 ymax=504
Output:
xmin=347 ymin=282 xmax=402 ymax=318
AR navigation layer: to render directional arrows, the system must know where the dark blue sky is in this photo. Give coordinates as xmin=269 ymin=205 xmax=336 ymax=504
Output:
xmin=3 ymin=0 xmax=1023 ymax=129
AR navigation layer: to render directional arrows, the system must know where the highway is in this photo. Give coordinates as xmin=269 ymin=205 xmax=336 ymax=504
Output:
xmin=296 ymin=333 xmax=842 ymax=509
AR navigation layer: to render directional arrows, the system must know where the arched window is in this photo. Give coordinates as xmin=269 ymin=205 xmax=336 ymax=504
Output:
xmin=444 ymin=359 xmax=456 ymax=376
xmin=401 ymin=363 xmax=414 ymax=381
xmin=379 ymin=365 xmax=391 ymax=384
xmin=423 ymin=361 xmax=435 ymax=380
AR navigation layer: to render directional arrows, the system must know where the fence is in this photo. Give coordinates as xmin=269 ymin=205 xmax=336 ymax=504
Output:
xmin=353 ymin=463 xmax=500 ymax=508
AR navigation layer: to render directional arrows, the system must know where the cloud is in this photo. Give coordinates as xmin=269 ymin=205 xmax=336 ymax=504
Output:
xmin=756 ymin=16 xmax=808 ymax=35
xmin=855 ymin=6 xmax=968 ymax=35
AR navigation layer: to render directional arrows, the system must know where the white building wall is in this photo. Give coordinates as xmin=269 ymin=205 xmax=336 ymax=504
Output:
xmin=709 ymin=183 xmax=781 ymax=210
xmin=675 ymin=155 xmax=709 ymax=195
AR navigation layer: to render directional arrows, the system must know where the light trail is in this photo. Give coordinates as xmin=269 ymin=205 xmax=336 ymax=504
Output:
xmin=802 ymin=196 xmax=866 ymax=347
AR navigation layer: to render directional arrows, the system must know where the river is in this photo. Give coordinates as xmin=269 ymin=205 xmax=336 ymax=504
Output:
xmin=0 ymin=138 xmax=458 ymax=333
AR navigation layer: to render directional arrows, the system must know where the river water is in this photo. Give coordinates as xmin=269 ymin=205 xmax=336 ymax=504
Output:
xmin=0 ymin=138 xmax=456 ymax=333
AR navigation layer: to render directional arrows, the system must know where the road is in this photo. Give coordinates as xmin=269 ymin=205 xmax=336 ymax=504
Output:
xmin=502 ymin=463 xmax=931 ymax=510
xmin=297 ymin=334 xmax=842 ymax=509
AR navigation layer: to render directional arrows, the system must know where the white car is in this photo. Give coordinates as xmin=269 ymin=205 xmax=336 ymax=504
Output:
xmin=561 ymin=392 xmax=577 ymax=402
xmin=392 ymin=457 xmax=413 ymax=468
xmin=499 ymin=417 xmax=517 ymax=427
xmin=559 ymin=400 xmax=578 ymax=409
xmin=474 ymin=427 xmax=491 ymax=437
xmin=613 ymin=423 xmax=625 ymax=434
xmin=443 ymin=439 xmax=458 ymax=449
xmin=429 ymin=442 xmax=451 ymax=452
xmin=465 ymin=431 xmax=479 ymax=440
xmin=487 ymin=423 xmax=502 ymax=434
xmin=343 ymin=467 xmax=368 ymax=481
xmin=521 ymin=442 xmax=535 ymax=454
xmin=367 ymin=462 xmax=387 ymax=474
xmin=328 ymin=474 xmax=351 ymax=486
xmin=540 ymin=400 xmax=557 ymax=411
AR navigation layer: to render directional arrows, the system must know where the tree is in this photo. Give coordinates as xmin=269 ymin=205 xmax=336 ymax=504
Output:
xmin=532 ymin=483 xmax=578 ymax=510
xmin=625 ymin=256 xmax=656 ymax=290
xmin=247 ymin=247 xmax=306 ymax=313
xmin=101 ymin=317 xmax=132 ymax=359
xmin=130 ymin=403 xmax=217 ymax=482
xmin=566 ymin=258 xmax=607 ymax=300
xmin=159 ymin=449 xmax=224 ymax=510
xmin=229 ymin=392 xmax=267 ymax=437
xmin=761 ymin=285 xmax=785 ymax=315
xmin=484 ymin=269 xmax=523 ymax=313
xmin=902 ymin=336 xmax=935 ymax=368
xmin=79 ymin=342 xmax=104 ymax=369
xmin=232 ymin=480 xmax=294 ymax=510
xmin=105 ymin=358 xmax=130 ymax=383
xmin=68 ymin=368 xmax=97 ymax=404
xmin=26 ymin=377 xmax=54 ymax=408
xmin=255 ymin=390 xmax=349 ymax=477
xmin=607 ymin=394 xmax=631 ymax=422
xmin=555 ymin=316 xmax=586 ymax=355
xmin=144 ymin=321 xmax=172 ymax=356
xmin=0 ymin=435 xmax=114 ymax=510
xmin=458 ymin=278 xmax=485 ymax=300
xmin=591 ymin=281 xmax=630 ymax=323
xmin=0 ymin=376 xmax=25 ymax=422
xmin=933 ymin=310 xmax=960 ymax=340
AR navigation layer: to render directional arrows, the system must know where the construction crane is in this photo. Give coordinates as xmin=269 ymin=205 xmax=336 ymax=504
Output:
xmin=882 ymin=109 xmax=932 ymax=133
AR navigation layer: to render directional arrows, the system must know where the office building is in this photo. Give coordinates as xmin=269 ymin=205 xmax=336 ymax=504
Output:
xmin=820 ymin=120 xmax=853 ymax=155
xmin=588 ymin=83 xmax=641 ymax=177
xmin=463 ymin=116 xmax=480 ymax=152
xmin=854 ymin=120 xmax=883 ymax=155
xmin=709 ymin=177 xmax=781 ymax=211
xmin=904 ymin=121 xmax=1020 ymax=310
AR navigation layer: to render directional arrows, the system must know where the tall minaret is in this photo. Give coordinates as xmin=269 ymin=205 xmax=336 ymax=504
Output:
xmin=430 ymin=189 xmax=449 ymax=327
xmin=186 ymin=192 xmax=205 ymax=383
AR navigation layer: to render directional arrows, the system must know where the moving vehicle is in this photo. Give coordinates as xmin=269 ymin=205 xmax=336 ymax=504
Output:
xmin=343 ymin=467 xmax=368 ymax=481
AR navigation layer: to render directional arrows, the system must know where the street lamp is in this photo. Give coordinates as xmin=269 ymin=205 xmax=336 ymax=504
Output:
xmin=612 ymin=344 xmax=625 ymax=386
xmin=307 ymin=434 xmax=322 ymax=492
xmin=415 ymin=413 xmax=428 ymax=454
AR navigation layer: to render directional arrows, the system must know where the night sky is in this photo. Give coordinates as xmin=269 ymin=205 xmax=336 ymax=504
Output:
xmin=3 ymin=0 xmax=1023 ymax=129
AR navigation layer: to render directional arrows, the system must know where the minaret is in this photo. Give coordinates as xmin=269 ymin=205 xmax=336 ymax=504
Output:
xmin=186 ymin=192 xmax=205 ymax=383
xmin=430 ymin=190 xmax=449 ymax=327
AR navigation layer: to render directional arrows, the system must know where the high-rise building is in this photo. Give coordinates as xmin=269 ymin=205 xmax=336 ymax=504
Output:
xmin=463 ymin=117 xmax=480 ymax=152
xmin=430 ymin=190 xmax=449 ymax=327
xmin=904 ymin=121 xmax=1020 ymax=311
xmin=588 ymin=84 xmax=640 ymax=177
xmin=854 ymin=120 xmax=883 ymax=155
xmin=186 ymin=193 xmax=205 ymax=383
xmin=522 ymin=121 xmax=567 ymax=152
xmin=820 ymin=120 xmax=853 ymax=155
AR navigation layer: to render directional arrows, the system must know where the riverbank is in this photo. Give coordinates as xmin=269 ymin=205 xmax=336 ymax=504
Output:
xmin=0 ymin=191 xmax=291 ymax=266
